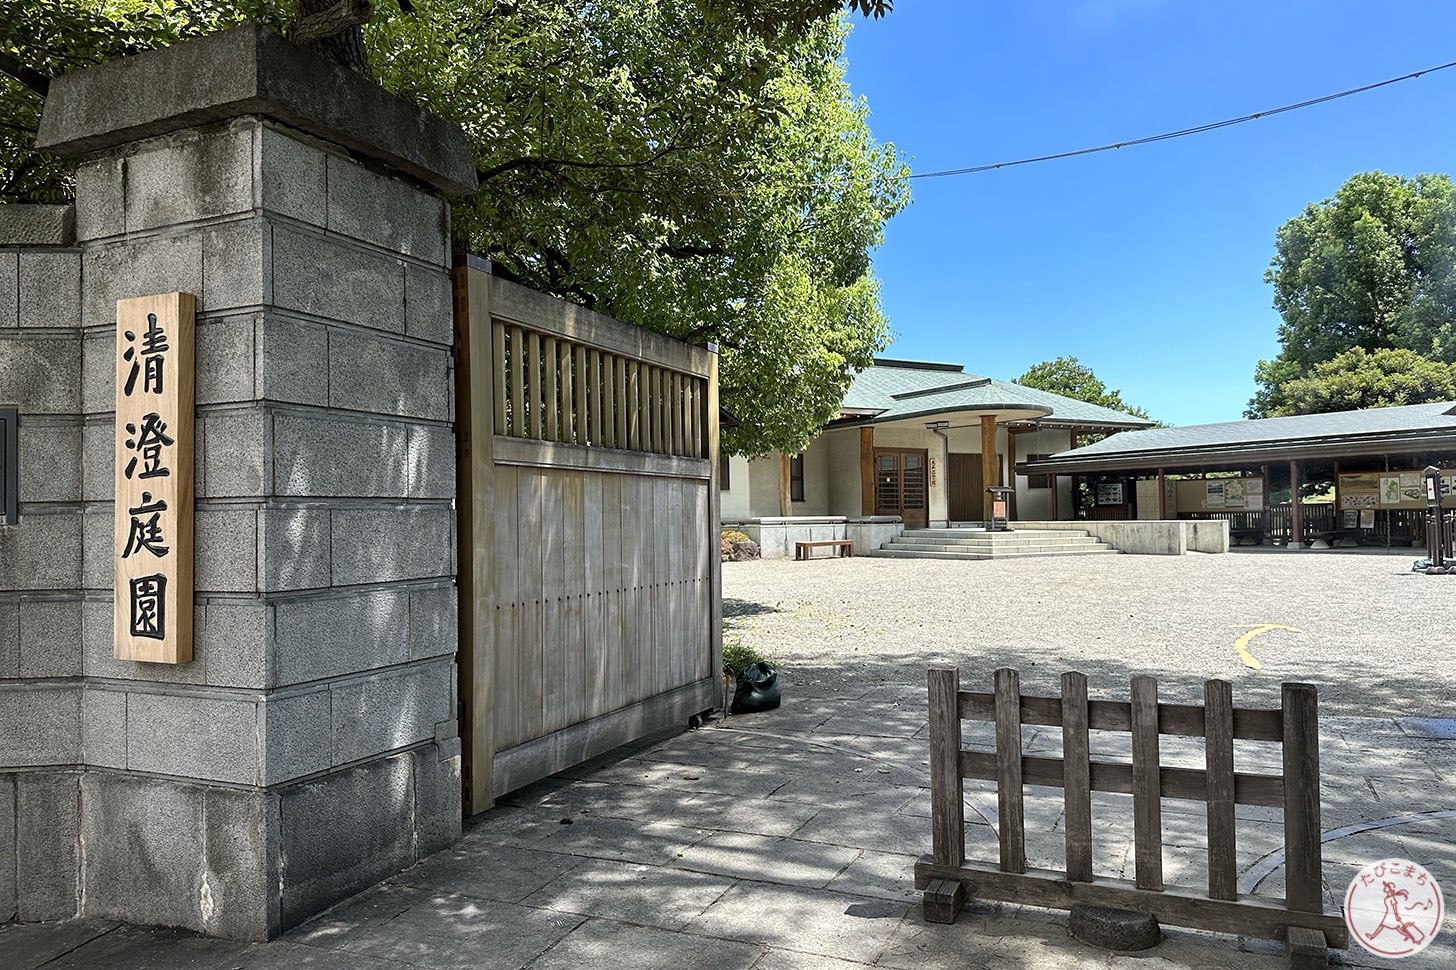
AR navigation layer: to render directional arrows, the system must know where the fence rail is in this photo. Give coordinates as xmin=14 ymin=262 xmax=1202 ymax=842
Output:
xmin=916 ymin=667 xmax=1348 ymax=966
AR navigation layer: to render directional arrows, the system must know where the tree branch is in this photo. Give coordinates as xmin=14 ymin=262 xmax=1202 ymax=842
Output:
xmin=476 ymin=139 xmax=698 ymax=183
xmin=0 ymin=52 xmax=51 ymax=99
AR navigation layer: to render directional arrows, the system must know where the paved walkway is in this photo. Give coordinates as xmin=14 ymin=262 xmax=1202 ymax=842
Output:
xmin=6 ymin=671 xmax=1455 ymax=968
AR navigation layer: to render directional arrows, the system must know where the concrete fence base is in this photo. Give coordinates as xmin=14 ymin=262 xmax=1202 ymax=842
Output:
xmin=1016 ymin=520 xmax=1230 ymax=555
xmin=723 ymin=516 xmax=904 ymax=559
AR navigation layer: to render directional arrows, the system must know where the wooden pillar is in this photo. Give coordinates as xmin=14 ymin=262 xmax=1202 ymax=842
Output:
xmin=1006 ymin=429 xmax=1019 ymax=520
xmin=860 ymin=427 xmax=875 ymax=516
xmin=981 ymin=414 xmax=998 ymax=522
xmin=778 ymin=450 xmax=792 ymax=516
xmin=1288 ymin=459 xmax=1302 ymax=550
xmin=1051 ymin=473 xmax=1060 ymax=520
xmin=1071 ymin=473 xmax=1080 ymax=519
xmin=1157 ymin=467 xmax=1167 ymax=519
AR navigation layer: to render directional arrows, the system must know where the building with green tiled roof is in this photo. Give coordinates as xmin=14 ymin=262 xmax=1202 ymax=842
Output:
xmin=721 ymin=357 xmax=1154 ymax=529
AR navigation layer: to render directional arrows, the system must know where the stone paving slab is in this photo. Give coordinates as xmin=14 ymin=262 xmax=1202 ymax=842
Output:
xmin=12 ymin=554 xmax=1456 ymax=969
xmin=520 ymin=857 xmax=736 ymax=931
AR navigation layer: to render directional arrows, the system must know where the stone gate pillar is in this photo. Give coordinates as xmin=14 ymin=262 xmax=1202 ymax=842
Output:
xmin=0 ymin=25 xmax=476 ymax=938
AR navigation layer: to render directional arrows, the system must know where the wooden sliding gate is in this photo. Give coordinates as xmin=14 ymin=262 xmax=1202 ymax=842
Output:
xmin=916 ymin=667 xmax=1348 ymax=965
xmin=454 ymin=257 xmax=723 ymax=814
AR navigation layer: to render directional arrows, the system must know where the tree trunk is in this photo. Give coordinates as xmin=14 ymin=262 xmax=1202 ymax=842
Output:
xmin=290 ymin=0 xmax=373 ymax=76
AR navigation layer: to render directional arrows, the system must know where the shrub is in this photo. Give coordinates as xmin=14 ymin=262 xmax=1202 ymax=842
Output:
xmin=722 ymin=638 xmax=776 ymax=678
xmin=720 ymin=529 xmax=751 ymax=559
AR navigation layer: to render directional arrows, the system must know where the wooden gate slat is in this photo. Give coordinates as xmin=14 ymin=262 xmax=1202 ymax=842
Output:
xmin=527 ymin=330 xmax=543 ymax=440
xmin=614 ymin=355 xmax=629 ymax=449
xmin=589 ymin=349 xmax=603 ymax=446
xmin=1061 ymin=671 xmax=1093 ymax=883
xmin=491 ymin=321 xmax=507 ymax=436
xmin=509 ymin=325 xmax=525 ymax=438
xmin=634 ymin=361 xmax=646 ymax=451
xmin=994 ymin=667 xmax=1026 ymax=874
xmin=1204 ymin=678 xmax=1238 ymax=900
xmin=543 ymin=336 xmax=559 ymax=442
xmin=573 ymin=344 xmax=588 ymax=444
xmin=1130 ymin=674 xmax=1163 ymax=891
xmin=558 ymin=339 xmax=573 ymax=443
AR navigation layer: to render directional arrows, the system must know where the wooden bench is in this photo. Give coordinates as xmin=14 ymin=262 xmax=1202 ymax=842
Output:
xmin=794 ymin=539 xmax=854 ymax=561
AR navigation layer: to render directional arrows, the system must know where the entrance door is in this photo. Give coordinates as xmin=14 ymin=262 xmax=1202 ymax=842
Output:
xmin=875 ymin=449 xmax=928 ymax=528
xmin=948 ymin=453 xmax=1004 ymax=522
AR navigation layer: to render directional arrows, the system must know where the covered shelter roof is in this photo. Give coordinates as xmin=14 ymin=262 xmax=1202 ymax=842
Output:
xmin=1021 ymin=401 xmax=1456 ymax=474
xmin=833 ymin=358 xmax=1155 ymax=430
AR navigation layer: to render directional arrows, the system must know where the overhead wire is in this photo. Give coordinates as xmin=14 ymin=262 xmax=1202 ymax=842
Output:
xmin=903 ymin=57 xmax=1456 ymax=180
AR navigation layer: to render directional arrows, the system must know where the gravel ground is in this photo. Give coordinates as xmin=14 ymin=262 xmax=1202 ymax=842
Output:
xmin=723 ymin=548 xmax=1452 ymax=718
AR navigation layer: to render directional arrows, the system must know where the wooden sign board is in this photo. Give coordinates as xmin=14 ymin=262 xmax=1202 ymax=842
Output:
xmin=114 ymin=293 xmax=195 ymax=664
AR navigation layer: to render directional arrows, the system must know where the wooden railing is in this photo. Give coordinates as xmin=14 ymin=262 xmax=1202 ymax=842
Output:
xmin=491 ymin=319 xmax=707 ymax=459
xmin=916 ymin=667 xmax=1348 ymax=964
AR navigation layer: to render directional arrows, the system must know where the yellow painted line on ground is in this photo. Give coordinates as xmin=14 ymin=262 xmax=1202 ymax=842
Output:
xmin=1233 ymin=624 xmax=1302 ymax=670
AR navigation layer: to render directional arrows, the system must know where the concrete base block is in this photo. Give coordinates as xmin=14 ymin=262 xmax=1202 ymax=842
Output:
xmin=1285 ymin=926 xmax=1329 ymax=969
xmin=278 ymin=751 xmax=417 ymax=931
xmin=921 ymin=878 xmax=964 ymax=924
xmin=0 ymin=773 xmax=15 ymax=922
xmin=15 ymin=771 xmax=80 ymax=921
xmin=1068 ymin=904 xmax=1161 ymax=951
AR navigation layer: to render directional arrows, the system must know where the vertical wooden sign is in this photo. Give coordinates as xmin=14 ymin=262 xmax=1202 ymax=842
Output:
xmin=114 ymin=293 xmax=195 ymax=663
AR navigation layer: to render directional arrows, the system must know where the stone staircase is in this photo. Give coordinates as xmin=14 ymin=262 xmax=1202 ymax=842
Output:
xmin=866 ymin=527 xmax=1118 ymax=561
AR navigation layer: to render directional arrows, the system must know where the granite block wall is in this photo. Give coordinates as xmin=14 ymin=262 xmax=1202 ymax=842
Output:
xmin=1 ymin=109 xmax=463 ymax=938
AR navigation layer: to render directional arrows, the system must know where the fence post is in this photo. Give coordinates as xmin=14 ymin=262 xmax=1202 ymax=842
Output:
xmin=994 ymin=667 xmax=1026 ymax=875
xmin=1282 ymin=683 xmax=1323 ymax=911
xmin=925 ymin=665 xmax=965 ymax=923
xmin=1061 ymin=671 xmax=1093 ymax=882
xmin=1130 ymin=674 xmax=1163 ymax=891
xmin=1204 ymin=679 xmax=1237 ymax=900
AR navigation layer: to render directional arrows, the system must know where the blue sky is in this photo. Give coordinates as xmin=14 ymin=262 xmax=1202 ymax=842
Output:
xmin=843 ymin=1 xmax=1456 ymax=425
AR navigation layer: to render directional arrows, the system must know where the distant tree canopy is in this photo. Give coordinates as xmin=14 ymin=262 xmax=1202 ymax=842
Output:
xmin=1 ymin=0 xmax=908 ymax=459
xmin=1265 ymin=346 xmax=1456 ymax=417
xmin=1248 ymin=171 xmax=1456 ymax=418
xmin=1013 ymin=356 xmax=1155 ymax=421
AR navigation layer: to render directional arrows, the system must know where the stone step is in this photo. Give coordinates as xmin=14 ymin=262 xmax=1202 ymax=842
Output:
xmin=907 ymin=529 xmax=1094 ymax=540
xmin=889 ymin=536 xmax=1107 ymax=549
xmin=885 ymin=535 xmax=1112 ymax=550
xmin=864 ymin=547 xmax=1120 ymax=560
xmin=892 ymin=534 xmax=1103 ymax=546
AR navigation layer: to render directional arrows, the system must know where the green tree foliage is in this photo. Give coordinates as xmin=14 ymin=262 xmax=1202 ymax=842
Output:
xmin=1 ymin=0 xmax=908 ymax=459
xmin=1265 ymin=347 xmax=1456 ymax=416
xmin=1013 ymin=356 xmax=1154 ymax=419
xmin=1249 ymin=171 xmax=1456 ymax=417
xmin=0 ymin=1 xmax=284 ymax=202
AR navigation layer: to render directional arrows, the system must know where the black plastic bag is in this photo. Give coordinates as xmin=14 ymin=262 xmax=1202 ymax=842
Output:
xmin=730 ymin=662 xmax=781 ymax=714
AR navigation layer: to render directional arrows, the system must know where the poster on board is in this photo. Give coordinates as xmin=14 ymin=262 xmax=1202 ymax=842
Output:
xmin=1342 ymin=470 xmax=1455 ymax=510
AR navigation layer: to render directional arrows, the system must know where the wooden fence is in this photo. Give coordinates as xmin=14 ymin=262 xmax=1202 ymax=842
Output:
xmin=916 ymin=667 xmax=1348 ymax=964
xmin=454 ymin=257 xmax=722 ymax=814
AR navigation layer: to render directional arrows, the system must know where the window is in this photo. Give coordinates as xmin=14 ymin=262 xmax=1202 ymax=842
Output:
xmin=719 ymin=455 xmax=731 ymax=489
xmin=1026 ymin=454 xmax=1053 ymax=490
xmin=1 ymin=408 xmax=17 ymax=525
xmin=790 ymin=453 xmax=805 ymax=502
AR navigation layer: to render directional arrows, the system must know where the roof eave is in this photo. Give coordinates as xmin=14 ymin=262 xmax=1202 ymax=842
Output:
xmin=1019 ymin=427 xmax=1456 ymax=474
